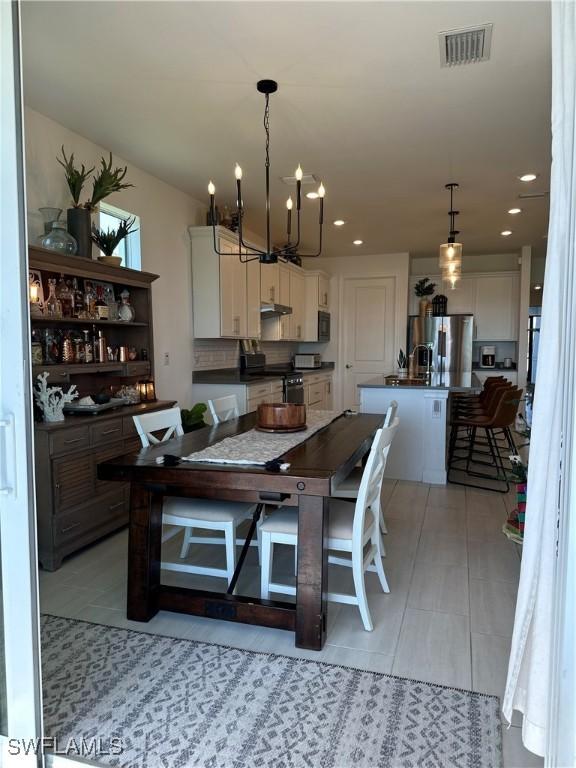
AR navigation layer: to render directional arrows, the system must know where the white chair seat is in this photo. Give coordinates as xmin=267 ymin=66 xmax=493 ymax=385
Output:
xmin=332 ymin=467 xmax=363 ymax=497
xmin=259 ymin=499 xmax=374 ymax=541
xmin=162 ymin=497 xmax=254 ymax=524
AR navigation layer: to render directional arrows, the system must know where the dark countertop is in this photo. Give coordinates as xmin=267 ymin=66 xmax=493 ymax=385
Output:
xmin=34 ymin=399 xmax=177 ymax=431
xmin=192 ymin=362 xmax=335 ymax=385
xmin=358 ymin=372 xmax=481 ymax=391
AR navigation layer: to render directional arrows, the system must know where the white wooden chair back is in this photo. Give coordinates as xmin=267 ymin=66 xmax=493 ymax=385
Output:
xmin=133 ymin=407 xmax=184 ymax=448
xmin=384 ymin=400 xmax=398 ymax=427
xmin=208 ymin=395 xmax=240 ymax=425
xmin=353 ymin=417 xmax=399 ymax=541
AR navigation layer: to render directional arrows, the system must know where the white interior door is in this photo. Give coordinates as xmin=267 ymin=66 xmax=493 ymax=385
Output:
xmin=1 ymin=2 xmax=44 ymax=765
xmin=342 ymin=277 xmax=396 ymax=409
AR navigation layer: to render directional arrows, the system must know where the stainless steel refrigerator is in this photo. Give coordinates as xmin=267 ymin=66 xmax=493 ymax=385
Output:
xmin=408 ymin=314 xmax=474 ymax=375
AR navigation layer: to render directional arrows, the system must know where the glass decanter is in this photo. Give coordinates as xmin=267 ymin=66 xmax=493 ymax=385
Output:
xmin=40 ymin=221 xmax=77 ymax=255
xmin=45 ymin=278 xmax=62 ymax=318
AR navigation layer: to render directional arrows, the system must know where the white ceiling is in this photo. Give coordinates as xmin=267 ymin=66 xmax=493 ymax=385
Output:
xmin=21 ymin=1 xmax=551 ymax=259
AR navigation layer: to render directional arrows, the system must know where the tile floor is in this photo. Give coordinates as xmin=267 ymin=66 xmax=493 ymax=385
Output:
xmin=39 ymin=479 xmax=542 ymax=768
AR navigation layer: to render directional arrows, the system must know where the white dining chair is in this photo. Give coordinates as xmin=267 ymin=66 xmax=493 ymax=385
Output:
xmin=259 ymin=418 xmax=399 ymax=631
xmin=132 ymin=407 xmax=257 ymax=585
xmin=332 ymin=401 xmax=398 ymax=539
xmin=208 ymin=395 xmax=240 ymax=425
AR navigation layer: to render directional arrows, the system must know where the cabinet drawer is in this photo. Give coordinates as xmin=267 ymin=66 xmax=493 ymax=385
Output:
xmin=123 ymin=415 xmax=138 ymax=437
xmin=270 ymin=379 xmax=283 ymax=393
xmin=50 ymin=426 xmax=90 ymax=456
xmin=247 ymin=382 xmax=271 ymax=399
xmin=53 ymin=453 xmax=94 ymax=512
xmin=41 ymin=369 xmax=71 ymax=386
xmin=90 ymin=418 xmax=123 ymax=446
xmin=305 ymin=373 xmax=324 ymax=385
xmin=308 ymin=383 xmax=324 ymax=404
xmin=54 ymin=488 xmax=127 ymax=548
xmin=93 ymin=442 xmax=130 ymax=493
xmin=124 ymin=361 xmax=151 ymax=378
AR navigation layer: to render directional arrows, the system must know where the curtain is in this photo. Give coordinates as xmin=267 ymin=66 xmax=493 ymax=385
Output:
xmin=503 ymin=0 xmax=576 ymax=757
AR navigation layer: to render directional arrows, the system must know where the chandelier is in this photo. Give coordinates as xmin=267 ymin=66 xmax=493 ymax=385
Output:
xmin=207 ymin=79 xmax=325 ymax=264
xmin=439 ymin=182 xmax=462 ymax=290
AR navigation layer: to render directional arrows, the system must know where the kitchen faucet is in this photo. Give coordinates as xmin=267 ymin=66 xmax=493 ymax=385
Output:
xmin=409 ymin=343 xmax=433 ymax=379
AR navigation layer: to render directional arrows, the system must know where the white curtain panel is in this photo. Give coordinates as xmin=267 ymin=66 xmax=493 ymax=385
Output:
xmin=503 ymin=0 xmax=576 ymax=757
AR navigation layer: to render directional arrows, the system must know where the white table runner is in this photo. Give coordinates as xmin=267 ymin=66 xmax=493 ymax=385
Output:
xmin=183 ymin=410 xmax=340 ymax=467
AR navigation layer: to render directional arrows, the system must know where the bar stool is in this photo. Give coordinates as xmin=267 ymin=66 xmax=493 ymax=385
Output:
xmin=448 ymin=386 xmax=522 ymax=493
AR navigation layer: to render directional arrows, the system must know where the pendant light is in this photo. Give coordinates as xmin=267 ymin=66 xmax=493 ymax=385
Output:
xmin=207 ymin=80 xmax=325 ymax=264
xmin=439 ymin=182 xmax=462 ymax=290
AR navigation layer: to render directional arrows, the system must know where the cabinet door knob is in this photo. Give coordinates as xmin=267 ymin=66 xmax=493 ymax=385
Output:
xmin=345 ymin=364 xmax=353 ymax=369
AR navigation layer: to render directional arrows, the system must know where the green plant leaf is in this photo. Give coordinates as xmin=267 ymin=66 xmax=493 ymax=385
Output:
xmin=87 ymin=152 xmax=134 ymax=210
xmin=57 ymin=146 xmax=94 ymax=206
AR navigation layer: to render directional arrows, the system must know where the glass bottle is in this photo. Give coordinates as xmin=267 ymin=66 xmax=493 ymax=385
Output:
xmin=82 ymin=330 xmax=93 ymax=363
xmin=45 ymin=278 xmax=62 ymax=318
xmin=91 ymin=324 xmax=99 ymax=363
xmin=104 ymin=285 xmax=117 ymax=320
xmin=118 ymin=289 xmax=136 ymax=322
xmin=31 ymin=328 xmax=43 ymax=365
xmin=57 ymin=274 xmax=74 ymax=318
xmin=72 ymin=278 xmax=84 ymax=318
xmin=40 ymin=221 xmax=77 ymax=255
xmin=84 ymin=281 xmax=96 ymax=319
xmin=95 ymin=285 xmax=109 ymax=320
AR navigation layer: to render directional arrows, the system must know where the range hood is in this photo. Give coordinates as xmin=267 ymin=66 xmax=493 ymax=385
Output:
xmin=260 ymin=303 xmax=293 ymax=317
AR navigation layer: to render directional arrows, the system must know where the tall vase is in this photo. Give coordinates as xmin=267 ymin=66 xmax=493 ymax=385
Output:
xmin=419 ymin=298 xmax=429 ymax=317
xmin=67 ymin=207 xmax=92 ymax=259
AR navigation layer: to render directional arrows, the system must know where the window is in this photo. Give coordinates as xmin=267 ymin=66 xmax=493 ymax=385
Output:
xmin=98 ymin=202 xmax=141 ymax=270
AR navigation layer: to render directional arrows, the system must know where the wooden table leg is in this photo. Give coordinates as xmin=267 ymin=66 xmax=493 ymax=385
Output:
xmin=127 ymin=483 xmax=163 ymax=622
xmin=295 ymin=494 xmax=328 ymax=650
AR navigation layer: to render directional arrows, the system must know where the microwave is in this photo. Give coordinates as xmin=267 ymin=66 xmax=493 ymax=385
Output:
xmin=318 ymin=311 xmax=331 ymax=342
xmin=294 ymin=353 xmax=322 ymax=369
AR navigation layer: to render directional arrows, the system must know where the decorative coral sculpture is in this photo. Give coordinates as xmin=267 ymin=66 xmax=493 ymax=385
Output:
xmin=34 ymin=371 xmax=78 ymax=422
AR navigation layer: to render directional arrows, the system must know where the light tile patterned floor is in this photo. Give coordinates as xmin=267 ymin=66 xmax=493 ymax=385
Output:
xmin=39 ymin=479 xmax=541 ymax=767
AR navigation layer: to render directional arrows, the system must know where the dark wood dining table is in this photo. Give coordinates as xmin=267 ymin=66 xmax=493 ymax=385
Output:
xmin=98 ymin=411 xmax=384 ymax=650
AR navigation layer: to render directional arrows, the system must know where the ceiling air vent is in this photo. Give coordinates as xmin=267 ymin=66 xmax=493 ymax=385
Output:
xmin=281 ymin=173 xmax=318 ymax=187
xmin=518 ymin=191 xmax=548 ymax=199
xmin=439 ymin=24 xmax=493 ymax=67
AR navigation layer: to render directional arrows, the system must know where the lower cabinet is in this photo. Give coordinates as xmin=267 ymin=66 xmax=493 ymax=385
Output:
xmin=304 ymin=373 xmax=333 ymax=410
xmin=35 ymin=401 xmax=175 ymax=570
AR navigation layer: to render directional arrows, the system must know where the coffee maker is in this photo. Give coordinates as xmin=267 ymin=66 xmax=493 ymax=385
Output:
xmin=480 ymin=345 xmax=496 ymax=368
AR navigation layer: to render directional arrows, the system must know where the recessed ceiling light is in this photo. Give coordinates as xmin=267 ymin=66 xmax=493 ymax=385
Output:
xmin=333 ymin=219 xmax=345 ymax=226
xmin=519 ymin=173 xmax=538 ymax=182
xmin=306 ymin=191 xmax=319 ymax=200
xmin=533 ymin=284 xmax=542 ymax=291
xmin=508 ymin=208 xmax=522 ymax=215
xmin=501 ymin=230 xmax=513 ymax=237
xmin=353 ymin=239 xmax=363 ymax=246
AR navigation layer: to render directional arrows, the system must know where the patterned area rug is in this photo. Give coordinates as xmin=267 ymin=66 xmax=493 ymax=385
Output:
xmin=42 ymin=615 xmax=502 ymax=768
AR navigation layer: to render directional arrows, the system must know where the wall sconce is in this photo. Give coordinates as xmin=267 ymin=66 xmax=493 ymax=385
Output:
xmin=138 ymin=380 xmax=156 ymax=402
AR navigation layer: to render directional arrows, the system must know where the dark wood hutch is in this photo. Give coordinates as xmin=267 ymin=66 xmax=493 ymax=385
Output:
xmin=30 ymin=246 xmax=174 ymax=570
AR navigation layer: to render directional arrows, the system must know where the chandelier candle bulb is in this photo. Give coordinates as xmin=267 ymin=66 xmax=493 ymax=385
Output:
xmin=235 ymin=164 xmax=243 ymax=180
xmin=286 ymin=196 xmax=293 ymax=239
xmin=208 ymin=181 xmax=215 ymax=196
xmin=318 ymin=183 xmax=325 ymax=198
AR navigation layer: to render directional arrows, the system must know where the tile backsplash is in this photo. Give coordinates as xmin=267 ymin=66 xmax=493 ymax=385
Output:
xmin=193 ymin=339 xmax=297 ymax=370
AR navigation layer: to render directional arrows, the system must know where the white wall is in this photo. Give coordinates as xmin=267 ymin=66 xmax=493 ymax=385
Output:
xmin=24 ymin=107 xmax=206 ymax=407
xmin=301 ymin=252 xmax=410 ymax=409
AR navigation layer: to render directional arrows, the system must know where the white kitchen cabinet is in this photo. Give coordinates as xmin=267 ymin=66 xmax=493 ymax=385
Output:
xmin=246 ymin=255 xmax=261 ymax=338
xmin=304 ymin=371 xmax=333 ymax=409
xmin=261 ymin=263 xmax=279 ymax=305
xmin=318 ymin=273 xmax=330 ymax=310
xmin=289 ymin=269 xmax=305 ymax=341
xmin=474 ymin=274 xmax=519 ymax=341
xmin=408 ymin=271 xmax=520 ymax=342
xmin=193 ymin=379 xmax=284 ymax=421
xmin=303 ymin=270 xmax=331 ymax=341
xmin=190 ymin=226 xmax=261 ymax=339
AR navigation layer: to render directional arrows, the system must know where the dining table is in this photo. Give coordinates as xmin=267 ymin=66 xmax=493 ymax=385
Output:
xmin=98 ymin=410 xmax=384 ymax=651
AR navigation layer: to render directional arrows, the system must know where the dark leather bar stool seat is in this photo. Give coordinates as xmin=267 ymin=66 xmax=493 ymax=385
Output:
xmin=448 ymin=386 xmax=523 ymax=493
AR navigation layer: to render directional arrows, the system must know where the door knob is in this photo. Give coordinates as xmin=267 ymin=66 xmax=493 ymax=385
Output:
xmin=345 ymin=364 xmax=353 ymax=369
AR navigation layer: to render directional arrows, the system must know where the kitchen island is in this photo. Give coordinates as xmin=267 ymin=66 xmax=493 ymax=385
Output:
xmin=359 ymin=372 xmax=480 ymax=484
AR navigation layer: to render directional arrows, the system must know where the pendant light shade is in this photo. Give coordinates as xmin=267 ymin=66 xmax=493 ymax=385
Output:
xmin=439 ymin=183 xmax=463 ymax=287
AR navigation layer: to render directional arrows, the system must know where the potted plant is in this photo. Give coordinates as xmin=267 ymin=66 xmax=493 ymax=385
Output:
xmin=414 ymin=277 xmax=436 ymax=317
xmin=397 ymin=349 xmax=408 ymax=378
xmin=181 ymin=403 xmax=208 ymax=433
xmin=91 ymin=217 xmax=138 ymax=265
xmin=57 ymin=147 xmax=133 ymax=259
xmin=503 ymin=454 xmax=528 ymax=543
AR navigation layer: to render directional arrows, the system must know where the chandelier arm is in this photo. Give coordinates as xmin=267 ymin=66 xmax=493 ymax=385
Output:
xmin=264 ymin=92 xmax=272 ymax=259
xmin=298 ymin=200 xmax=324 ymax=258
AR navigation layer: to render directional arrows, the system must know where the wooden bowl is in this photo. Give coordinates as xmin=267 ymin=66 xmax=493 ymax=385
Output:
xmin=256 ymin=402 xmax=306 ymax=431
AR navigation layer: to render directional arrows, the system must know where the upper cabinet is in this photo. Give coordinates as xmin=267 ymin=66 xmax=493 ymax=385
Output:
xmin=408 ymin=272 xmax=520 ymax=342
xmin=190 ymin=227 xmax=260 ymax=339
xmin=261 ymin=262 xmax=279 ymax=305
xmin=318 ymin=273 xmax=330 ymax=310
xmin=302 ymin=270 xmax=331 ymax=341
xmin=289 ymin=269 xmax=305 ymax=341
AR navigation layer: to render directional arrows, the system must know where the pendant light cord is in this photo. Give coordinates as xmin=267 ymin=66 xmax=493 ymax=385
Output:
xmin=264 ymin=92 xmax=271 ymax=255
